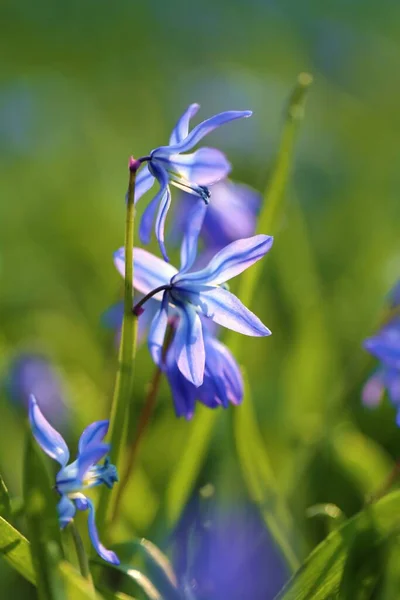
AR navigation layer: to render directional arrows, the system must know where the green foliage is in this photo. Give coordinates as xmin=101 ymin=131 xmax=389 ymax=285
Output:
xmin=0 ymin=516 xmax=35 ymax=584
xmin=0 ymin=475 xmax=11 ymax=520
xmin=277 ymin=491 xmax=400 ymax=600
xmin=23 ymin=435 xmax=65 ymax=599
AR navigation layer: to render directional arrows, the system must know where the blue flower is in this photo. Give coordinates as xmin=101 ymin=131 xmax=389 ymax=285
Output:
xmin=362 ymin=316 xmax=400 ymax=424
xmin=5 ymin=353 xmax=68 ymax=428
xmin=164 ymin=325 xmax=243 ymax=420
xmin=114 ymin=202 xmax=272 ymax=387
xmin=28 ymin=395 xmax=119 ymax=565
xmin=133 ymin=103 xmax=252 ymax=260
xmin=170 ymin=179 xmax=261 ymax=260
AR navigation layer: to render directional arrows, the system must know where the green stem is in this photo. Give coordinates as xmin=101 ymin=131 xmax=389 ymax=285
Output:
xmin=70 ymin=522 xmax=93 ymax=583
xmin=110 ymin=324 xmax=175 ymax=524
xmin=97 ymin=161 xmax=139 ymax=534
xmin=226 ymin=72 xmax=313 ymax=355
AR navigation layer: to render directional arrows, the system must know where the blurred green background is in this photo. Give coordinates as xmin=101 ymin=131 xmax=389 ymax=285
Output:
xmin=1 ymin=1 xmax=400 ymax=598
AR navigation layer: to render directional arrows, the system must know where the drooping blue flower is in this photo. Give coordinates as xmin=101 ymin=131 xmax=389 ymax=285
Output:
xmin=170 ymin=179 xmax=261 ymax=261
xmin=28 ymin=395 xmax=119 ymax=565
xmin=362 ymin=316 xmax=400 ymax=424
xmin=164 ymin=325 xmax=243 ymax=419
xmin=133 ymin=103 xmax=252 ymax=260
xmin=114 ymin=201 xmax=272 ymax=387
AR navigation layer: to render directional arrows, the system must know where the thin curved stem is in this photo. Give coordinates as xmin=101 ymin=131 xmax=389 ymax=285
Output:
xmin=133 ymin=284 xmax=171 ymax=315
xmin=69 ymin=522 xmax=93 ymax=583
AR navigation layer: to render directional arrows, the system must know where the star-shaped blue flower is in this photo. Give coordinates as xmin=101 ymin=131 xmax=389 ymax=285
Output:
xmin=114 ymin=202 xmax=272 ymax=387
xmin=28 ymin=395 xmax=119 ymax=565
xmin=133 ymin=103 xmax=252 ymax=260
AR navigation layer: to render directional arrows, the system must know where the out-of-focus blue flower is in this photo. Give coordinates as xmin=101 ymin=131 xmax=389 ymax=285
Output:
xmin=133 ymin=103 xmax=252 ymax=260
xmin=171 ymin=180 xmax=261 ymax=258
xmin=28 ymin=395 xmax=119 ymax=564
xmin=164 ymin=326 xmax=243 ymax=420
xmin=5 ymin=354 xmax=68 ymax=427
xmin=363 ymin=293 xmax=400 ymax=423
xmin=102 ymin=297 xmax=158 ymax=347
xmin=114 ymin=201 xmax=272 ymax=387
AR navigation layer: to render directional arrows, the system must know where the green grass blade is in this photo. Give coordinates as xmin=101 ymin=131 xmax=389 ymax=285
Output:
xmin=276 ymin=490 xmax=400 ymax=600
xmin=234 ymin=370 xmax=300 ymax=572
xmin=23 ymin=435 xmax=66 ymax=599
xmin=0 ymin=473 xmax=11 ymax=519
xmin=0 ymin=515 xmax=35 ymax=584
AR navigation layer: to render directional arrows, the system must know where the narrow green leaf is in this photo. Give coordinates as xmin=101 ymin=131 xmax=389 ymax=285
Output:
xmin=0 ymin=515 xmax=35 ymax=583
xmin=0 ymin=474 xmax=11 ymax=519
xmin=58 ymin=561 xmax=102 ymax=599
xmin=23 ymin=435 xmax=65 ymax=599
xmin=234 ymin=371 xmax=300 ymax=572
xmin=276 ymin=490 xmax=400 ymax=600
xmin=113 ymin=538 xmax=179 ymax=600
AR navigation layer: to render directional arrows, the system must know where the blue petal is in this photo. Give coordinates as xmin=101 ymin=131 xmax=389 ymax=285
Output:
xmin=148 ymin=292 xmax=169 ymax=366
xmin=77 ymin=443 xmax=109 ymax=482
xmin=363 ymin=318 xmax=400 ymax=369
xmin=133 ymin=164 xmax=155 ymax=204
xmin=194 ymin=286 xmax=271 ymax=336
xmin=205 ymin=334 xmax=243 ymax=405
xmin=175 ymin=235 xmax=273 ymax=286
xmin=76 ymin=495 xmax=120 ymax=565
xmin=78 ymin=421 xmax=109 ymax=454
xmin=154 ymin=180 xmax=172 ymax=261
xmin=57 ymin=495 xmax=76 ymax=528
xmin=114 ymin=247 xmax=177 ymax=297
xmin=154 ymin=110 xmax=252 ymax=156
xmin=169 ymin=103 xmax=200 ymax=145
xmin=101 ymin=301 xmax=124 ymax=329
xmin=179 ymin=199 xmax=208 ymax=274
xmin=138 ymin=163 xmax=170 ymax=245
xmin=168 ymin=147 xmax=231 ymax=185
xmin=173 ymin=302 xmax=205 ymax=386
xmin=28 ymin=394 xmax=70 ymax=467
xmin=165 ymin=350 xmax=197 ymax=419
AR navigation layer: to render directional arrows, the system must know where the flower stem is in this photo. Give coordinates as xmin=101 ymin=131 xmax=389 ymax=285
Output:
xmin=133 ymin=284 xmax=171 ymax=315
xmin=110 ymin=325 xmax=175 ymax=524
xmin=69 ymin=522 xmax=93 ymax=583
xmin=97 ymin=159 xmax=139 ymax=535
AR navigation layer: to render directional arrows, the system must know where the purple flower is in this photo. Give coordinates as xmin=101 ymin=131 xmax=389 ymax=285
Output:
xmin=363 ymin=316 xmax=400 ymax=424
xmin=114 ymin=202 xmax=272 ymax=387
xmin=133 ymin=104 xmax=252 ymax=260
xmin=164 ymin=325 xmax=243 ymax=420
xmin=28 ymin=395 xmax=119 ymax=565
xmin=5 ymin=354 xmax=68 ymax=427
xmin=171 ymin=179 xmax=261 ymax=257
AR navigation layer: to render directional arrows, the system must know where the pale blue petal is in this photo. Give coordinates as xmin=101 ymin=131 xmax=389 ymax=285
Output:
xmin=113 ymin=247 xmax=177 ymax=297
xmin=148 ymin=292 xmax=169 ymax=366
xmin=154 ymin=180 xmax=172 ymax=261
xmin=194 ymin=286 xmax=271 ymax=336
xmin=174 ymin=302 xmax=205 ymax=386
xmin=57 ymin=495 xmax=76 ymax=528
xmin=154 ymin=110 xmax=252 ymax=156
xmin=179 ymin=199 xmax=208 ymax=274
xmin=138 ymin=163 xmax=170 ymax=245
xmin=167 ymin=148 xmax=231 ymax=185
xmin=133 ymin=164 xmax=155 ymax=204
xmin=364 ymin=318 xmax=400 ymax=369
xmin=77 ymin=443 xmax=109 ymax=482
xmin=169 ymin=103 xmax=200 ymax=145
xmin=28 ymin=394 xmax=69 ymax=467
xmin=78 ymin=421 xmax=109 ymax=454
xmin=76 ymin=496 xmax=120 ymax=565
xmin=175 ymin=235 xmax=273 ymax=286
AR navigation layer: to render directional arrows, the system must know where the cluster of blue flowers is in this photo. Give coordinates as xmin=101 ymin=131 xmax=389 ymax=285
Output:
xmin=28 ymin=104 xmax=272 ymax=563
